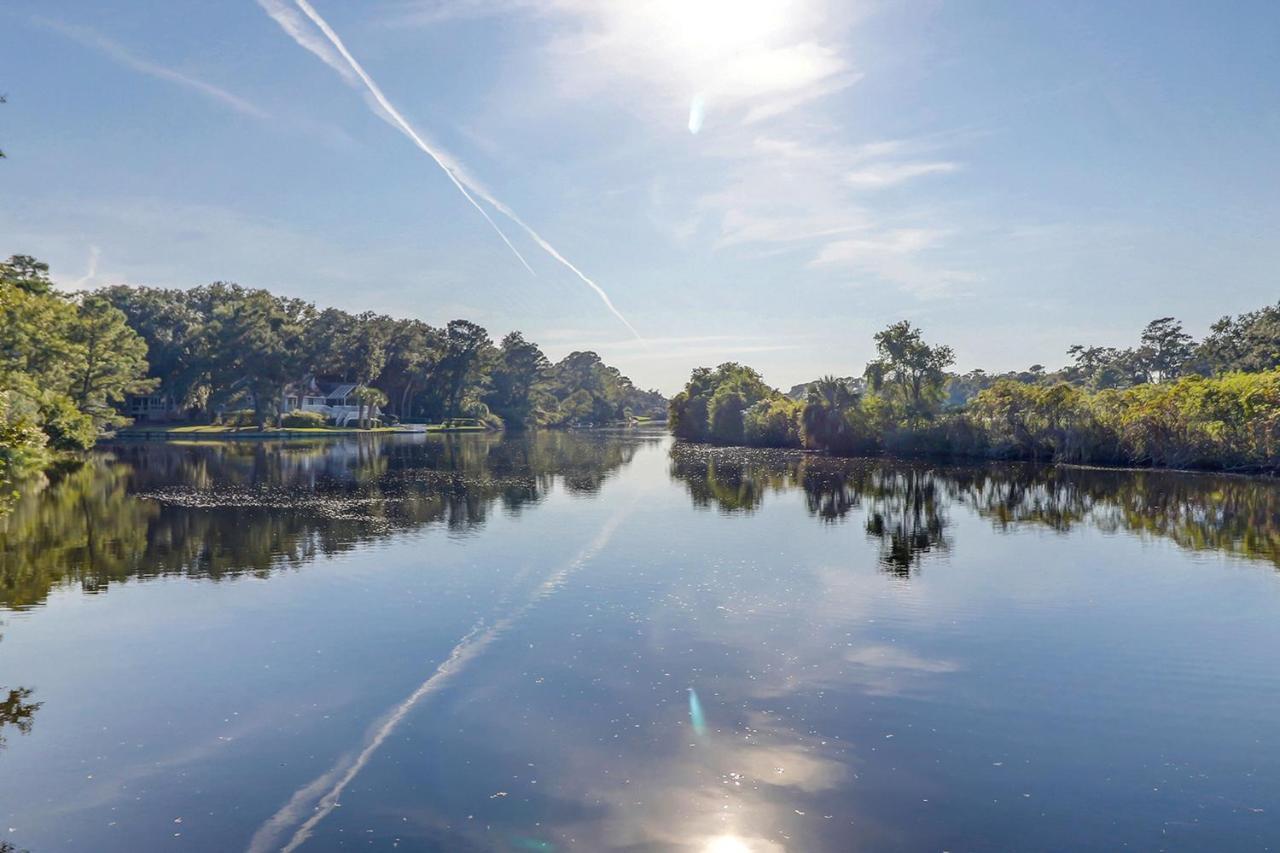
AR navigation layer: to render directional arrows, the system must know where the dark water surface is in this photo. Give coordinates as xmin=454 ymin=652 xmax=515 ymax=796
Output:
xmin=2 ymin=430 xmax=1279 ymax=852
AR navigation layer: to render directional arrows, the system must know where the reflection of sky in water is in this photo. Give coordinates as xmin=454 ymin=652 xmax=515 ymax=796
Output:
xmin=1 ymin=432 xmax=1280 ymax=850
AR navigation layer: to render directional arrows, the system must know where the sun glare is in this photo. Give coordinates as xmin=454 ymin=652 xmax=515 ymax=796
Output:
xmin=661 ymin=0 xmax=793 ymax=59
xmin=703 ymin=836 xmax=754 ymax=853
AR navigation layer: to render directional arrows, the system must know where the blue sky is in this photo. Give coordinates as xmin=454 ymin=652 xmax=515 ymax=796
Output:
xmin=2 ymin=1 xmax=1278 ymax=392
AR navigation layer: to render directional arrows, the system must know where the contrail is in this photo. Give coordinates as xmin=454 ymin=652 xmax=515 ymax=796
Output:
xmin=70 ymin=245 xmax=100 ymax=288
xmin=260 ymin=0 xmax=644 ymax=340
xmin=247 ymin=506 xmax=632 ymax=853
xmin=275 ymin=0 xmax=532 ymax=274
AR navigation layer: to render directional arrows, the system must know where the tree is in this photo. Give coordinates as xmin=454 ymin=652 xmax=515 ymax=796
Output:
xmin=668 ymin=363 xmax=776 ymax=442
xmin=802 ymin=375 xmax=869 ymax=453
xmin=207 ymin=288 xmax=314 ymax=429
xmin=545 ymin=351 xmax=629 ymax=426
xmin=352 ymin=385 xmax=388 ymax=429
xmin=743 ymin=397 xmax=803 ymax=447
xmin=430 ymin=320 xmax=493 ymax=423
xmin=486 ymin=331 xmax=549 ymax=428
xmin=864 ymin=322 xmax=955 ymax=425
xmin=1139 ymin=316 xmax=1195 ymax=382
xmin=67 ymin=295 xmax=156 ymax=427
xmin=99 ymin=285 xmax=210 ymax=414
xmin=307 ymin=309 xmax=391 ymax=389
xmin=1199 ymin=302 xmax=1280 ymax=374
xmin=0 ymin=255 xmax=52 ymax=295
xmin=708 ymin=386 xmax=748 ymax=443
xmin=379 ymin=319 xmax=441 ymax=419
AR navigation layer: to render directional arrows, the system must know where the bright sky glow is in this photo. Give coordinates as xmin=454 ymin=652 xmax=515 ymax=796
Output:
xmin=703 ymin=835 xmax=754 ymax=853
xmin=3 ymin=0 xmax=1279 ymax=392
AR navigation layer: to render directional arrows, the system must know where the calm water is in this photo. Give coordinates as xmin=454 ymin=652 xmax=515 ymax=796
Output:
xmin=2 ymin=430 xmax=1280 ymax=852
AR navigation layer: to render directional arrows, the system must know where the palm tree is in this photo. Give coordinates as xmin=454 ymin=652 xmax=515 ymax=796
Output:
xmin=352 ymin=385 xmax=388 ymax=429
xmin=803 ymin=376 xmax=858 ymax=451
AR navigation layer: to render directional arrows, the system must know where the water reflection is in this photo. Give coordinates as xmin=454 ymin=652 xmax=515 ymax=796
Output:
xmin=0 ymin=431 xmax=656 ymax=610
xmin=669 ymin=443 xmax=1280 ymax=573
xmin=0 ymin=686 xmax=39 ymax=749
xmin=4 ymin=433 xmax=1280 ymax=851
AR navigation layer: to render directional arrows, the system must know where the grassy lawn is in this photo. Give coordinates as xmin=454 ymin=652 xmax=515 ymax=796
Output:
xmin=117 ymin=425 xmax=400 ymax=436
xmin=421 ymin=424 xmax=488 ymax=432
xmin=114 ymin=424 xmax=490 ymax=438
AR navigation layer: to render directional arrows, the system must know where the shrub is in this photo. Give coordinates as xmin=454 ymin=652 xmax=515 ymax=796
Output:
xmin=744 ymin=398 xmax=803 ymax=447
xmin=281 ymin=410 xmax=328 ymax=428
xmin=220 ymin=409 xmax=258 ymax=428
xmin=36 ymin=392 xmax=96 ymax=452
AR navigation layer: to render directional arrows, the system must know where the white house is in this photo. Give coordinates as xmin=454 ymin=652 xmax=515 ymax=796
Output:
xmin=282 ymin=380 xmax=382 ymax=427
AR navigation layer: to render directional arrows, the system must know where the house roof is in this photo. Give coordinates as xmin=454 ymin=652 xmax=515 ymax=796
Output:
xmin=323 ymin=383 xmax=358 ymax=399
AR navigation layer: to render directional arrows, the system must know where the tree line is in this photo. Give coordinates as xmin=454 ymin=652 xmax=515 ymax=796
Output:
xmin=671 ymin=309 xmax=1280 ymax=473
xmin=0 ymin=253 xmax=665 ymax=484
xmin=98 ymin=282 xmax=665 ymax=429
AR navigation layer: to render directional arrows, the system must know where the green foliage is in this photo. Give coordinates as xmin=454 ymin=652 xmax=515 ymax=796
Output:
xmin=36 ymin=392 xmax=97 ymax=452
xmin=0 ymin=255 xmax=52 ymax=295
xmin=0 ymin=388 xmax=51 ymax=479
xmin=89 ymin=278 xmax=657 ymax=433
xmin=864 ymin=321 xmax=955 ymax=424
xmin=671 ymin=318 xmax=1280 ymax=473
xmin=68 ymin=295 xmax=157 ymax=427
xmin=281 ymin=410 xmax=328 ymax=428
xmin=1199 ymin=301 xmax=1280 ymax=374
xmin=220 ymin=409 xmax=258 ymax=428
xmin=98 ymin=284 xmax=210 ymax=413
xmin=965 ymin=372 xmax=1280 ymax=471
xmin=485 ymin=331 xmax=549 ymax=428
xmin=0 ymin=260 xmax=151 ymax=480
xmin=669 ymin=363 xmax=776 ymax=441
xmin=802 ymin=376 xmax=872 ymax=454
xmin=743 ymin=397 xmax=803 ymax=447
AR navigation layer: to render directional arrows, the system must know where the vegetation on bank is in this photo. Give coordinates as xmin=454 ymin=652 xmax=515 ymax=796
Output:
xmin=671 ymin=314 xmax=1280 ymax=473
xmin=0 ymin=253 xmax=666 ymax=484
xmin=98 ymin=282 xmax=665 ymax=430
xmin=1 ymin=256 xmax=154 ymax=483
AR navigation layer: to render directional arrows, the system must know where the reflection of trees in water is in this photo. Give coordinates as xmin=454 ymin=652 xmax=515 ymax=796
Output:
xmin=954 ymin=466 xmax=1280 ymax=567
xmin=0 ymin=686 xmax=40 ymax=749
xmin=669 ymin=443 xmax=1280 ymax=575
xmin=669 ymin=445 xmax=948 ymax=574
xmin=0 ymin=431 xmax=657 ymax=609
xmin=862 ymin=470 xmax=950 ymax=576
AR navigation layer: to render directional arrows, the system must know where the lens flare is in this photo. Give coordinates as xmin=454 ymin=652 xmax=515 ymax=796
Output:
xmin=688 ymin=687 xmax=707 ymax=736
xmin=688 ymin=95 xmax=706 ymax=134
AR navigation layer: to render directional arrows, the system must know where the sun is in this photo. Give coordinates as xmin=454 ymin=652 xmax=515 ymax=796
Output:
xmin=703 ymin=835 xmax=754 ymax=853
xmin=658 ymin=0 xmax=794 ymax=61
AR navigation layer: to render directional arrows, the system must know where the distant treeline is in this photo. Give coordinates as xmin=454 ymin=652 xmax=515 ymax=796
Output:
xmin=0 ymin=253 xmax=664 ymax=483
xmin=671 ymin=313 xmax=1280 ymax=473
xmin=97 ymin=283 xmax=666 ymax=428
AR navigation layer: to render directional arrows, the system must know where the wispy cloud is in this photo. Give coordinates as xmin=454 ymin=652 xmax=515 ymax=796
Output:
xmin=846 ymin=161 xmax=959 ymax=188
xmin=34 ymin=18 xmax=268 ymax=119
xmin=258 ymin=0 xmax=643 ymax=340
xmin=372 ymin=2 xmax=969 ymax=299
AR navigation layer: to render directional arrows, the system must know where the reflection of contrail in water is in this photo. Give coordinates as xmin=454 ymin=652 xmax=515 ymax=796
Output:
xmin=259 ymin=0 xmax=644 ymax=341
xmin=247 ymin=507 xmax=631 ymax=853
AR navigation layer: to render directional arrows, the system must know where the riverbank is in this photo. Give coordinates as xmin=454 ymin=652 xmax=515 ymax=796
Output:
xmin=109 ymin=423 xmax=488 ymax=441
